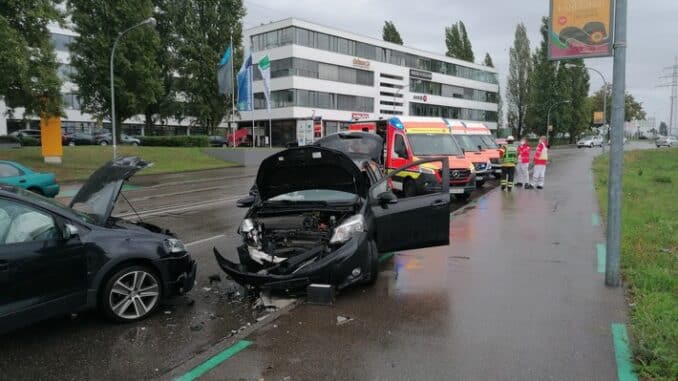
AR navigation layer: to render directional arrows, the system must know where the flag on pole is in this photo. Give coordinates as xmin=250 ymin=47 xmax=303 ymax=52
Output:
xmin=258 ymin=54 xmax=271 ymax=111
xmin=237 ymin=49 xmax=253 ymax=111
xmin=217 ymin=45 xmax=233 ymax=95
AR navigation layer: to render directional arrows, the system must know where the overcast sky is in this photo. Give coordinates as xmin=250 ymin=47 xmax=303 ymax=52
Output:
xmin=243 ymin=0 xmax=678 ymax=126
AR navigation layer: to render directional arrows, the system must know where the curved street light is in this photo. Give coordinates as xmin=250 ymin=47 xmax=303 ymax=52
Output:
xmin=110 ymin=17 xmax=157 ymax=159
xmin=546 ymin=100 xmax=571 ymax=142
xmin=565 ymin=63 xmax=610 ymax=131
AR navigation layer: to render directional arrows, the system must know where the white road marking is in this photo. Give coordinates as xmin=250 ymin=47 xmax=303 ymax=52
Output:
xmin=186 ymin=234 xmax=226 ymax=247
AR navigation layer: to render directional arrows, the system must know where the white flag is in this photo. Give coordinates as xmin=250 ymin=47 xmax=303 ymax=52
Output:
xmin=258 ymin=54 xmax=271 ymax=111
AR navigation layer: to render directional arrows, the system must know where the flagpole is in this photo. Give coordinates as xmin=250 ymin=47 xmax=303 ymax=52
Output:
xmin=250 ymin=63 xmax=255 ymax=147
xmin=268 ymin=113 xmax=272 ymax=148
xmin=229 ymin=37 xmax=236 ymax=146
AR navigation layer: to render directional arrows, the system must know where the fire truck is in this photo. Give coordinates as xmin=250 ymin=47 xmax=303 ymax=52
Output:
xmin=349 ymin=117 xmax=476 ymax=201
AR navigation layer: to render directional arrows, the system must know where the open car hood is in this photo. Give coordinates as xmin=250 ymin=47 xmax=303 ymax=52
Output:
xmin=256 ymin=146 xmax=366 ymax=201
xmin=69 ymin=156 xmax=151 ymax=225
xmin=313 ymin=132 xmax=384 ymax=164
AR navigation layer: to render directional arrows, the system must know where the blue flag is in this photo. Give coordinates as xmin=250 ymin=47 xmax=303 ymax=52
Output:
xmin=217 ymin=46 xmax=233 ymax=95
xmin=237 ymin=50 xmax=253 ymax=111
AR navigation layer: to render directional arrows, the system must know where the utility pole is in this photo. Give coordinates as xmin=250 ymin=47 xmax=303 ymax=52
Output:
xmin=605 ymin=0 xmax=627 ymax=287
xmin=657 ymin=57 xmax=678 ymax=136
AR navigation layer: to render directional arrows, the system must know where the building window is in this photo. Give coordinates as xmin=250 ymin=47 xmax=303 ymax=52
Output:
xmin=254 ymin=89 xmax=373 ymax=113
xmin=51 ymin=33 xmax=74 ymax=52
xmin=253 ymin=57 xmax=373 ymax=86
xmin=411 ymin=78 xmax=498 ymax=103
xmin=250 ymin=26 xmax=498 ymax=84
xmin=62 ymin=93 xmax=81 ymax=110
xmin=57 ymin=64 xmax=76 ymax=81
xmin=410 ymin=102 xmax=497 ymax=122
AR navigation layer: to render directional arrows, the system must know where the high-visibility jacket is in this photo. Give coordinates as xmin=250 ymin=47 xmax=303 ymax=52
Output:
xmin=517 ymin=144 xmax=531 ymax=164
xmin=499 ymin=144 xmax=518 ymax=167
xmin=534 ymin=142 xmax=548 ymax=165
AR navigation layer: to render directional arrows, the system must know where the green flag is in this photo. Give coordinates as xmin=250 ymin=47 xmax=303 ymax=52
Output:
xmin=258 ymin=55 xmax=271 ymax=112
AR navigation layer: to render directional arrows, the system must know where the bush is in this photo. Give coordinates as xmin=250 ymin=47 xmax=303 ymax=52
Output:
xmin=138 ymin=135 xmax=209 ymax=147
xmin=19 ymin=137 xmax=40 ymax=146
xmin=0 ymin=135 xmax=21 ymax=149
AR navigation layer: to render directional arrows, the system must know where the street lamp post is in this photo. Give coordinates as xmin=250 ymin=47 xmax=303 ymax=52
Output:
xmin=565 ymin=63 xmax=610 ymax=137
xmin=110 ymin=17 xmax=156 ymax=159
xmin=546 ymin=100 xmax=571 ymax=142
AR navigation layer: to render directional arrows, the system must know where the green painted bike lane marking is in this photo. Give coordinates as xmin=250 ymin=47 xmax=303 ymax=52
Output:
xmin=378 ymin=252 xmax=396 ymax=262
xmin=596 ymin=243 xmax=606 ymax=273
xmin=611 ymin=324 xmax=638 ymax=381
xmin=175 ymin=340 xmax=252 ymax=381
xmin=592 ymin=213 xmax=600 ymax=227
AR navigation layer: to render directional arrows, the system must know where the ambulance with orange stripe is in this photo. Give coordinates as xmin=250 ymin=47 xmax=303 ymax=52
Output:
xmin=462 ymin=122 xmax=503 ymax=179
xmin=349 ymin=117 xmax=476 ymax=201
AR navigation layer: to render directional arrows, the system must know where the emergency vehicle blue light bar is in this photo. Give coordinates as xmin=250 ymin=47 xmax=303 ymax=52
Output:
xmin=389 ymin=117 xmax=404 ymax=130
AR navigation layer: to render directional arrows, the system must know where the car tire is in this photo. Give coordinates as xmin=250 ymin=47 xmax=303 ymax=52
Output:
xmin=403 ymin=178 xmax=416 ymax=198
xmin=455 ymin=193 xmax=471 ymax=202
xmin=590 ymin=143 xmax=594 ymax=148
xmin=476 ymin=179 xmax=485 ymax=189
xmin=132 ymin=142 xmax=138 ymax=146
xmin=222 ymin=143 xmax=228 ymax=148
xmin=100 ymin=141 xmax=108 ymax=146
xmin=362 ymin=240 xmax=379 ymax=286
xmin=101 ymin=265 xmax=162 ymax=323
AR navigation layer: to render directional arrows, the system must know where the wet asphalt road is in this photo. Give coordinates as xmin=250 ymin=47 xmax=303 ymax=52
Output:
xmin=0 ymin=143 xmax=649 ymax=380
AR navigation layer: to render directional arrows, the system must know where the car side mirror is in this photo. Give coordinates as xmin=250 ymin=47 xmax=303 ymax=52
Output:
xmin=63 ymin=223 xmax=79 ymax=240
xmin=236 ymin=195 xmax=255 ymax=208
xmin=377 ymin=191 xmax=398 ymax=206
xmin=478 ymin=145 xmax=484 ymax=151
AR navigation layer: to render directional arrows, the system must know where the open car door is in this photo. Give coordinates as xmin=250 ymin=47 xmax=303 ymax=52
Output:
xmin=369 ymin=158 xmax=450 ymax=253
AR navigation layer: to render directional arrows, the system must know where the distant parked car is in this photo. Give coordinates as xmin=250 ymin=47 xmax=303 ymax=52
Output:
xmin=63 ymin=132 xmax=96 ymax=146
xmin=96 ymin=133 xmax=140 ymax=146
xmin=9 ymin=129 xmax=41 ymax=143
xmin=0 ymin=161 xmax=59 ymax=197
xmin=209 ymin=135 xmax=228 ymax=147
xmin=656 ymin=136 xmax=678 ymax=148
xmin=577 ymin=135 xmax=604 ymax=148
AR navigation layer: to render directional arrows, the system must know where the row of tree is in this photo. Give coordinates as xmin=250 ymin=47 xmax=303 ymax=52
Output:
xmin=1 ymin=0 xmax=246 ymax=137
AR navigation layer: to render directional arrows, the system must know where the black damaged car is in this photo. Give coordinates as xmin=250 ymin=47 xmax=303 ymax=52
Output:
xmin=0 ymin=157 xmax=196 ymax=334
xmin=214 ymin=143 xmax=451 ymax=292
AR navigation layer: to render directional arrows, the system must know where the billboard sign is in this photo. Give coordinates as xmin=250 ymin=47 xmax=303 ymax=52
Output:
xmin=593 ymin=111 xmax=605 ymax=124
xmin=549 ymin=0 xmax=614 ymax=60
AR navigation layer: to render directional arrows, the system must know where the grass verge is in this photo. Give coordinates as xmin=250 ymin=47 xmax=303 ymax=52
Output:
xmin=593 ymin=148 xmax=677 ymax=380
xmin=0 ymin=146 xmax=238 ymax=182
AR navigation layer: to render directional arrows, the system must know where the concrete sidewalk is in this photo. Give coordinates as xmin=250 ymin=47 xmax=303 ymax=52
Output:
xmin=172 ymin=148 xmax=630 ymax=381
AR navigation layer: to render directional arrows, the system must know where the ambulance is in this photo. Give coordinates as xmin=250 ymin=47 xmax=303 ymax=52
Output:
xmin=463 ymin=122 xmax=503 ymax=179
xmin=349 ymin=117 xmax=476 ymax=201
xmin=445 ymin=120 xmax=494 ymax=187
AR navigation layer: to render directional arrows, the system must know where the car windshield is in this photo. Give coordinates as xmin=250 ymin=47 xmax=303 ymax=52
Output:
xmin=407 ymin=134 xmax=463 ymax=156
xmin=452 ymin=135 xmax=479 ymax=152
xmin=267 ymin=189 xmax=357 ymax=203
xmin=14 ymin=187 xmax=95 ymax=224
xmin=478 ymin=135 xmax=498 ymax=148
xmin=580 ymin=136 xmax=593 ymax=140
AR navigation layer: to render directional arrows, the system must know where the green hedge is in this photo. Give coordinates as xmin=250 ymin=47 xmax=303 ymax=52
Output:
xmin=19 ymin=137 xmax=41 ymax=146
xmin=138 ymin=135 xmax=209 ymax=147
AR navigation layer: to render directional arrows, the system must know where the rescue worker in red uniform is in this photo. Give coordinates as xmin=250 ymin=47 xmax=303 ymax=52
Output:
xmin=530 ymin=136 xmax=549 ymax=189
xmin=516 ymin=137 xmax=531 ymax=188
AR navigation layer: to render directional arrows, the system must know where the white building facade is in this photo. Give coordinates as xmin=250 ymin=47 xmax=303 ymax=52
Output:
xmin=241 ymin=18 xmax=499 ymax=146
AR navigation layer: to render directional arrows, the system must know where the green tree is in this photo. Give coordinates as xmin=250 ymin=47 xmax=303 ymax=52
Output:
xmin=555 ymin=59 xmax=590 ymax=142
xmin=169 ymin=0 xmax=245 ymax=132
xmin=658 ymin=121 xmax=668 ymax=136
xmin=506 ymin=23 xmax=531 ymax=138
xmin=589 ymin=89 xmax=647 ymax=122
xmin=382 ymin=21 xmax=403 ymax=45
xmin=526 ymin=17 xmax=559 ymax=136
xmin=0 ymin=0 xmax=62 ymax=117
xmin=68 ymin=0 xmax=162 ymax=139
xmin=483 ymin=53 xmax=494 ymax=67
xmin=445 ymin=21 xmax=474 ymax=62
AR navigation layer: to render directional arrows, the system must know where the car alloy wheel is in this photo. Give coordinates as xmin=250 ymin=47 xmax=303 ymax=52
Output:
xmin=100 ymin=141 xmax=108 ymax=146
xmin=104 ymin=266 xmax=161 ymax=322
xmin=69 ymin=141 xmax=75 ymax=146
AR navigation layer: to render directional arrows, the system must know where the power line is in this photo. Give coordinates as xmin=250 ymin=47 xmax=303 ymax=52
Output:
xmin=657 ymin=56 xmax=678 ymax=135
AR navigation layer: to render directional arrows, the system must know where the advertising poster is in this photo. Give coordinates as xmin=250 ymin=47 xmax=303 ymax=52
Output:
xmin=549 ymin=0 xmax=614 ymax=60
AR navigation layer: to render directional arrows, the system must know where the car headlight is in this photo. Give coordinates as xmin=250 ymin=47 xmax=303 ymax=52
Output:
xmin=468 ymin=163 xmax=475 ymax=173
xmin=164 ymin=238 xmax=186 ymax=254
xmin=330 ymin=215 xmax=365 ymax=245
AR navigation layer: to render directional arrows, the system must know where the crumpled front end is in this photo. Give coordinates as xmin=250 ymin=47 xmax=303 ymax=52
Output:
xmin=214 ymin=232 xmax=370 ymax=291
